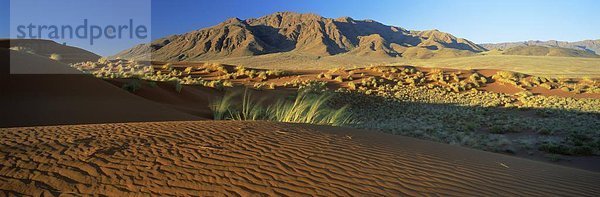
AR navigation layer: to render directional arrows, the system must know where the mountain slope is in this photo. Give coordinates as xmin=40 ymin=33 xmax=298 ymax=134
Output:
xmin=114 ymin=12 xmax=485 ymax=61
xmin=481 ymin=39 xmax=600 ymax=55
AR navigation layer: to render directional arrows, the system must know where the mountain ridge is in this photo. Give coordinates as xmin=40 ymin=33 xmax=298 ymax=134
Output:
xmin=114 ymin=12 xmax=486 ymax=61
xmin=481 ymin=39 xmax=600 ymax=55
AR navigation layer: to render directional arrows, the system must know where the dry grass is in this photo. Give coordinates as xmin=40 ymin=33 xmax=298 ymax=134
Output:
xmin=210 ymin=89 xmax=353 ymax=126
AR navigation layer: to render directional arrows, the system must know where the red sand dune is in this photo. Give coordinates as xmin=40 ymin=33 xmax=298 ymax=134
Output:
xmin=1 ymin=121 xmax=599 ymax=196
xmin=0 ymin=48 xmax=199 ymax=128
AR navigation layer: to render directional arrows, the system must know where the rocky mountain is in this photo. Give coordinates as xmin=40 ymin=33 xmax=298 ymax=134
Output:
xmin=480 ymin=40 xmax=600 ymax=55
xmin=114 ymin=12 xmax=486 ymax=61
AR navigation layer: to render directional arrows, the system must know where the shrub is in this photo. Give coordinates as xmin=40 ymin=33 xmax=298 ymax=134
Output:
xmin=257 ymin=72 xmax=268 ymax=81
xmin=298 ymin=80 xmax=328 ymax=93
xmin=469 ymin=73 xmax=482 ymax=81
xmin=492 ymin=71 xmax=523 ymax=82
xmin=317 ymin=73 xmax=325 ymax=79
xmin=162 ymin=63 xmax=172 ymax=71
xmin=147 ymin=81 xmax=158 ymax=88
xmin=253 ymin=82 xmax=265 ymax=90
xmin=539 ymin=142 xmax=572 ymax=155
xmin=122 ymin=80 xmax=142 ymax=92
xmin=49 ymin=53 xmax=62 ymax=61
xmin=540 ymin=83 xmax=553 ymax=90
xmin=451 ymin=73 xmax=460 ymax=82
xmin=347 ymin=81 xmax=357 ymax=90
xmin=266 ymin=69 xmax=285 ymax=77
xmin=184 ymin=67 xmax=193 ymax=74
xmin=223 ymin=80 xmax=234 ymax=87
xmin=98 ymin=57 xmax=109 ymax=64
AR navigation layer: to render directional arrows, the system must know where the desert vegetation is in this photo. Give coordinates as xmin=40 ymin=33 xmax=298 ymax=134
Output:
xmin=71 ymin=59 xmax=600 ymax=160
xmin=330 ymin=87 xmax=600 ymax=157
xmin=211 ymin=88 xmax=353 ymax=126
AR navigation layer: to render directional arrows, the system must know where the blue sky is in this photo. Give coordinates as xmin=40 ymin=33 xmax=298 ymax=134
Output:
xmin=1 ymin=0 xmax=599 ymax=56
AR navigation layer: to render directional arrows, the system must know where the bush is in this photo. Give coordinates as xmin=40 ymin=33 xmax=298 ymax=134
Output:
xmin=223 ymin=80 xmax=234 ymax=87
xmin=347 ymin=81 xmax=357 ymax=90
xmin=540 ymin=83 xmax=553 ymax=90
xmin=184 ymin=67 xmax=193 ymax=74
xmin=49 ymin=53 xmax=62 ymax=61
xmin=98 ymin=57 xmax=109 ymax=64
xmin=298 ymin=81 xmax=328 ymax=93
xmin=122 ymin=80 xmax=142 ymax=92
xmin=317 ymin=73 xmax=325 ymax=79
xmin=266 ymin=69 xmax=285 ymax=77
xmin=257 ymin=72 xmax=268 ymax=81
xmin=492 ymin=71 xmax=523 ymax=82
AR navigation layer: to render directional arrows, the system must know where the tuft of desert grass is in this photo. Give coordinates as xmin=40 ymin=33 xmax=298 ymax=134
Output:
xmin=211 ymin=88 xmax=353 ymax=126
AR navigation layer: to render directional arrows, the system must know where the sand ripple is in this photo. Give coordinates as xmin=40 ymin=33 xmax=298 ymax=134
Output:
xmin=1 ymin=121 xmax=599 ymax=196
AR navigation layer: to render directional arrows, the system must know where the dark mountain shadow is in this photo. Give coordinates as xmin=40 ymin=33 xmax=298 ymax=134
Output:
xmin=423 ymin=45 xmax=439 ymax=50
xmin=333 ymin=19 xmax=422 ymax=47
xmin=249 ymin=25 xmax=296 ymax=53
xmin=443 ymin=42 xmax=484 ymax=52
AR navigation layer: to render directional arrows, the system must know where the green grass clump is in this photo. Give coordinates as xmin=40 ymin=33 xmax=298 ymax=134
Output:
xmin=210 ymin=91 xmax=238 ymax=120
xmin=174 ymin=81 xmax=183 ymax=93
xmin=267 ymin=93 xmax=352 ymax=126
xmin=210 ymin=89 xmax=353 ymax=126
